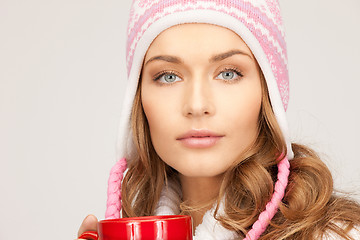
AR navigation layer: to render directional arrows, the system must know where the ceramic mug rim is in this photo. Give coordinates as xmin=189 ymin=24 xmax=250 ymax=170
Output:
xmin=99 ymin=215 xmax=191 ymax=224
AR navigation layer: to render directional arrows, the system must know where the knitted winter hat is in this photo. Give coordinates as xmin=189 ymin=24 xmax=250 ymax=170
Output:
xmin=106 ymin=0 xmax=292 ymax=239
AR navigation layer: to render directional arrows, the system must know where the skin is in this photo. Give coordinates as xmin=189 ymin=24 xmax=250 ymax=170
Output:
xmin=141 ymin=23 xmax=262 ymax=228
xmin=77 ymin=23 xmax=263 ymax=237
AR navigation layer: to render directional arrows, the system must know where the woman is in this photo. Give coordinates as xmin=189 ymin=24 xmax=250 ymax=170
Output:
xmin=78 ymin=0 xmax=360 ymax=239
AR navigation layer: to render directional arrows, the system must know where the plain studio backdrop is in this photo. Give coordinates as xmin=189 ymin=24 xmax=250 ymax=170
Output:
xmin=0 ymin=0 xmax=359 ymax=239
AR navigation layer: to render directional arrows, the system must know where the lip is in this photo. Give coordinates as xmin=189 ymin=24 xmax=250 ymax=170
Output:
xmin=176 ymin=129 xmax=224 ymax=148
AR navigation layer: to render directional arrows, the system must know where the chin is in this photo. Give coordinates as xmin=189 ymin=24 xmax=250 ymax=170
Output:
xmin=160 ymin=151 xmax=233 ymax=177
xmin=176 ymin=163 xmax=228 ymax=178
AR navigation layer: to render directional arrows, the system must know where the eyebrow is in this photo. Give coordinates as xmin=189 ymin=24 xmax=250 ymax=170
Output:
xmin=210 ymin=49 xmax=253 ymax=62
xmin=144 ymin=49 xmax=253 ymax=66
xmin=145 ymin=55 xmax=183 ymax=66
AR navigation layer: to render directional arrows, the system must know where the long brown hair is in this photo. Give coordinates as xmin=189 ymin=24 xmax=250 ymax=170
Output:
xmin=121 ymin=72 xmax=360 ymax=239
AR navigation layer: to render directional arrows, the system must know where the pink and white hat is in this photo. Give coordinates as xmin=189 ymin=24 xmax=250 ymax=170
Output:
xmin=106 ymin=0 xmax=293 ymax=239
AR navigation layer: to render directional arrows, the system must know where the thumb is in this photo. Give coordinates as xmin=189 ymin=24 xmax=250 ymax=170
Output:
xmin=77 ymin=214 xmax=98 ymax=238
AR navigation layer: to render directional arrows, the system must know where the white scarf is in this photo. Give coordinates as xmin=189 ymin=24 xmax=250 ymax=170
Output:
xmin=153 ymin=179 xmax=239 ymax=240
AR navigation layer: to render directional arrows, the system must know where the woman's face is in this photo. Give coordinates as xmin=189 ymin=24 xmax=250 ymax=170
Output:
xmin=141 ymin=23 xmax=262 ymax=177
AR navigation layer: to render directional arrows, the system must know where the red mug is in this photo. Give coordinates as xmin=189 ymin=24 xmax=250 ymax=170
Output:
xmin=79 ymin=215 xmax=193 ymax=240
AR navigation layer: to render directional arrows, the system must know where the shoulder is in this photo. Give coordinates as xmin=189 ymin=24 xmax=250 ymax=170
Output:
xmin=322 ymin=225 xmax=360 ymax=240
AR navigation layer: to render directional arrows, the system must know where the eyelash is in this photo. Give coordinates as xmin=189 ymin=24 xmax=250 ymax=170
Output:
xmin=218 ymin=67 xmax=244 ymax=83
xmin=153 ymin=70 xmax=181 ymax=86
xmin=152 ymin=67 xmax=244 ymax=85
xmin=153 ymin=70 xmax=178 ymax=80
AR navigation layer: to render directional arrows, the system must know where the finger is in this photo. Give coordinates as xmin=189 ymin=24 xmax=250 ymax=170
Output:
xmin=77 ymin=214 xmax=98 ymax=237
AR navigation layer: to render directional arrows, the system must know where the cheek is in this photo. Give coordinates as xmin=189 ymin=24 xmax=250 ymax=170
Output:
xmin=142 ymin=97 xmax=184 ymax=173
xmin=141 ymin=90 xmax=178 ymax=152
xmin=234 ymin=96 xmax=261 ymax=130
xmin=220 ymin=85 xmax=262 ymax=147
xmin=142 ymin=97 xmax=166 ymax=137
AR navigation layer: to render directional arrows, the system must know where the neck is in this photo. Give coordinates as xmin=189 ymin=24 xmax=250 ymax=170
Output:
xmin=178 ymin=174 xmax=224 ymax=229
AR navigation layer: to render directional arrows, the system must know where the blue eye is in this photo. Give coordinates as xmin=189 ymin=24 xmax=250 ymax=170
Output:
xmin=163 ymin=74 xmax=178 ymax=82
xmin=216 ymin=69 xmax=242 ymax=81
xmin=155 ymin=72 xmax=182 ymax=84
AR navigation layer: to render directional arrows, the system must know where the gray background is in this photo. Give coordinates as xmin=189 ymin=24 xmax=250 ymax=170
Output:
xmin=0 ymin=0 xmax=359 ymax=239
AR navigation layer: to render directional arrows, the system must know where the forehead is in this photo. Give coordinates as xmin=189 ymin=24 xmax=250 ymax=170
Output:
xmin=144 ymin=23 xmax=253 ymax=60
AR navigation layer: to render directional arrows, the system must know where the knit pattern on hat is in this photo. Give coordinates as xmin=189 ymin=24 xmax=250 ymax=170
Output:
xmin=126 ymin=0 xmax=289 ymax=110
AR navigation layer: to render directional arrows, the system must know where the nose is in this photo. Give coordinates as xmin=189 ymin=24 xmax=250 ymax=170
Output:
xmin=182 ymin=76 xmax=215 ymax=118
